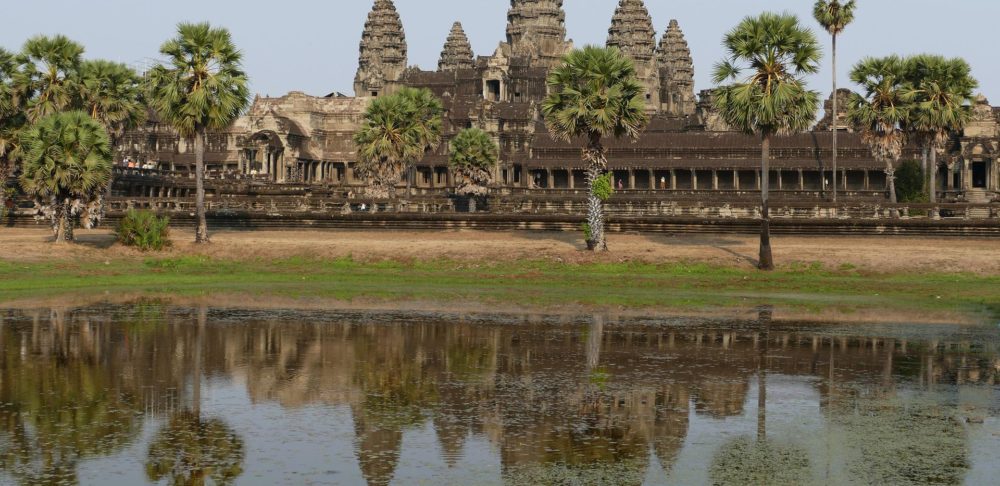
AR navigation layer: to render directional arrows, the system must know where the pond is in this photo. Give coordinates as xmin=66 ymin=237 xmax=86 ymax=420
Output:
xmin=0 ymin=303 xmax=997 ymax=485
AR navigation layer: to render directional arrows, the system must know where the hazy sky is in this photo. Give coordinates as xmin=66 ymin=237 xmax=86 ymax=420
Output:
xmin=3 ymin=0 xmax=998 ymax=101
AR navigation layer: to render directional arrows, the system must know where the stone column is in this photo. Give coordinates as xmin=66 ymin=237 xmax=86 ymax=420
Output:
xmin=648 ymin=169 xmax=655 ymax=190
xmin=798 ymin=169 xmax=805 ymax=191
xmin=712 ymin=170 xmax=719 ymax=190
xmin=842 ymin=169 xmax=848 ymax=192
xmin=863 ymin=170 xmax=870 ymax=190
xmin=546 ymin=168 xmax=553 ymax=189
xmin=670 ymin=169 xmax=677 ymax=190
xmin=568 ymin=170 xmax=575 ymax=189
xmin=756 ymin=170 xmax=762 ymax=190
xmin=691 ymin=170 xmax=698 ymax=190
xmin=733 ymin=170 xmax=740 ymax=190
xmin=628 ymin=169 xmax=636 ymax=190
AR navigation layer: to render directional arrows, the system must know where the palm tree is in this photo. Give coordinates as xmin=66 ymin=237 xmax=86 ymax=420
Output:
xmin=449 ymin=128 xmax=498 ymax=211
xmin=0 ymin=47 xmax=21 ymax=220
xmin=78 ymin=60 xmax=146 ymax=146
xmin=712 ymin=13 xmax=822 ymax=270
xmin=904 ymin=55 xmax=977 ymax=204
xmin=847 ymin=56 xmax=914 ymax=210
xmin=354 ymin=88 xmax=443 ymax=200
xmin=813 ymin=0 xmax=857 ymax=203
xmin=398 ymin=87 xmax=443 ymax=197
xmin=18 ymin=111 xmax=112 ymax=242
xmin=147 ymin=22 xmax=250 ymax=243
xmin=12 ymin=35 xmax=84 ymax=124
xmin=541 ymin=46 xmax=648 ymax=252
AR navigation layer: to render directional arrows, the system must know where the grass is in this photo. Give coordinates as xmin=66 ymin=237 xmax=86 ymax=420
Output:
xmin=0 ymin=254 xmax=998 ymax=319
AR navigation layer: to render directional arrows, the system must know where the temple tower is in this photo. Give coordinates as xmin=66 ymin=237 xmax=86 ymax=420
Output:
xmin=657 ymin=20 xmax=696 ymax=116
xmin=354 ymin=0 xmax=408 ymax=98
xmin=505 ymin=0 xmax=571 ymax=67
xmin=606 ymin=0 xmax=659 ymax=110
xmin=438 ymin=22 xmax=474 ymax=72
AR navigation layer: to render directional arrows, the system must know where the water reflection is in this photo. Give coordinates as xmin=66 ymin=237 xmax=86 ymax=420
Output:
xmin=0 ymin=304 xmax=996 ymax=485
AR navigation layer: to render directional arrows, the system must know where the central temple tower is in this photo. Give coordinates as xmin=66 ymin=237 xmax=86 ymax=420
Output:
xmin=354 ymin=0 xmax=408 ymax=97
xmin=505 ymin=0 xmax=572 ymax=67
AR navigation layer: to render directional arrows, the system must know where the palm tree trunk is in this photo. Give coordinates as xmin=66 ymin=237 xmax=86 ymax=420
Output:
xmin=194 ymin=126 xmax=209 ymax=243
xmin=921 ymin=145 xmax=929 ymax=191
xmin=759 ymin=134 xmax=774 ymax=271
xmin=831 ymin=34 xmax=838 ymax=203
xmin=584 ymin=133 xmax=607 ymax=252
xmin=63 ymin=198 xmax=74 ymax=242
xmin=929 ymin=147 xmax=938 ymax=204
xmin=886 ymin=162 xmax=898 ymax=204
xmin=52 ymin=198 xmax=66 ymax=244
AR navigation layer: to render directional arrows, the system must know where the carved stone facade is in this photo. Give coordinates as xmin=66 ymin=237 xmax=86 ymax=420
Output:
xmin=119 ymin=0 xmax=998 ymax=204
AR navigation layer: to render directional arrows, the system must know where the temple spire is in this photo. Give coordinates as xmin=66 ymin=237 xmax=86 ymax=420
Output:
xmin=607 ymin=0 xmax=658 ymax=110
xmin=354 ymin=0 xmax=408 ymax=97
xmin=505 ymin=0 xmax=570 ymax=66
xmin=438 ymin=22 xmax=474 ymax=72
xmin=657 ymin=19 xmax=696 ymax=116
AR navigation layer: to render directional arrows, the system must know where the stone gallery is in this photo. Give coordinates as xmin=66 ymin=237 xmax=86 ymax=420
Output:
xmin=117 ymin=0 xmax=998 ymax=204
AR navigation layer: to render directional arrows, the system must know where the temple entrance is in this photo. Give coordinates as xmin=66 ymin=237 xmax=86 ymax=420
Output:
xmin=244 ymin=131 xmax=285 ymax=182
xmin=971 ymin=161 xmax=987 ymax=188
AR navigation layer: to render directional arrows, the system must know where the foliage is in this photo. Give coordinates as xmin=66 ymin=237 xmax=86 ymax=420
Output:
xmin=847 ymin=56 xmax=914 ymax=164
xmin=813 ymin=0 xmax=857 ymax=36
xmin=117 ymin=209 xmax=171 ymax=251
xmin=904 ymin=55 xmax=978 ymax=149
xmin=542 ymin=46 xmax=648 ymax=251
xmin=895 ymin=160 xmax=927 ymax=203
xmin=354 ymin=88 xmax=443 ymax=198
xmin=541 ymin=46 xmax=648 ymax=143
xmin=146 ymin=23 xmax=250 ymax=138
xmin=592 ymin=172 xmax=613 ymax=202
xmin=78 ymin=59 xmax=146 ymax=141
xmin=712 ymin=13 xmax=822 ymax=137
xmin=11 ymin=35 xmax=84 ymax=124
xmin=449 ymin=128 xmax=498 ymax=196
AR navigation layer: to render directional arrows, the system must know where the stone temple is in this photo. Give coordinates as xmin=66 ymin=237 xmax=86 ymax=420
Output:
xmin=118 ymin=0 xmax=999 ymax=204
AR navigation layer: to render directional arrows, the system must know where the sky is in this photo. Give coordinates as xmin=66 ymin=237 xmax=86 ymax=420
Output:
xmin=3 ymin=0 xmax=999 ymax=102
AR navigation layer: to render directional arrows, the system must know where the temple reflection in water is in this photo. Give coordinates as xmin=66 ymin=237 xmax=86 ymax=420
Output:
xmin=0 ymin=304 xmax=996 ymax=485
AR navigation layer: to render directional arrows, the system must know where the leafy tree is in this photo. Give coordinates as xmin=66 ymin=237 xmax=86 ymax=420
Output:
xmin=18 ymin=111 xmax=112 ymax=242
xmin=354 ymin=88 xmax=443 ymax=199
xmin=449 ymin=128 xmax=498 ymax=201
xmin=814 ymin=0 xmax=857 ymax=203
xmin=542 ymin=46 xmax=648 ymax=251
xmin=78 ymin=59 xmax=146 ymax=145
xmin=894 ymin=160 xmax=927 ymax=203
xmin=0 ymin=47 xmax=21 ymax=219
xmin=904 ymin=55 xmax=977 ymax=203
xmin=147 ymin=22 xmax=250 ymax=243
xmin=12 ymin=35 xmax=84 ymax=124
xmin=712 ymin=13 xmax=822 ymax=270
xmin=847 ymin=56 xmax=914 ymax=208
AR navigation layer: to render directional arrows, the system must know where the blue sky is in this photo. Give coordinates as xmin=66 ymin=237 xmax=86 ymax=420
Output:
xmin=3 ymin=0 xmax=998 ymax=101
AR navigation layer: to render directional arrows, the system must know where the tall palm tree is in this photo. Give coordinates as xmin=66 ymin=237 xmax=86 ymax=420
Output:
xmin=78 ymin=60 xmax=147 ymax=146
xmin=12 ymin=35 xmax=84 ymax=124
xmin=905 ymin=55 xmax=977 ymax=204
xmin=712 ymin=13 xmax=822 ymax=270
xmin=397 ymin=87 xmax=443 ymax=197
xmin=813 ymin=0 xmax=857 ymax=203
xmin=541 ymin=46 xmax=648 ymax=252
xmin=449 ymin=128 xmax=499 ymax=211
xmin=354 ymin=88 xmax=442 ymax=200
xmin=147 ymin=22 xmax=250 ymax=243
xmin=847 ymin=56 xmax=914 ymax=210
xmin=18 ymin=111 xmax=112 ymax=242
xmin=0 ymin=47 xmax=21 ymax=219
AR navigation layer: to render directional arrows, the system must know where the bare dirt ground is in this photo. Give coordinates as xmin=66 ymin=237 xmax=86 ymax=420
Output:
xmin=2 ymin=226 xmax=999 ymax=274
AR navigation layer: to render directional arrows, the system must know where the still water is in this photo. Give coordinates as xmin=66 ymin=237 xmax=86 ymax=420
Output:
xmin=0 ymin=304 xmax=997 ymax=485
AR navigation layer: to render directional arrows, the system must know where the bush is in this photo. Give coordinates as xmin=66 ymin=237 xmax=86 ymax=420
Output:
xmin=592 ymin=172 xmax=614 ymax=202
xmin=116 ymin=210 xmax=171 ymax=251
xmin=895 ymin=160 xmax=927 ymax=203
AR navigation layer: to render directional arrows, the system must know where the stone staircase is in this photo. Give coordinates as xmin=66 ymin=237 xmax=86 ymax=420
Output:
xmin=965 ymin=189 xmax=992 ymax=218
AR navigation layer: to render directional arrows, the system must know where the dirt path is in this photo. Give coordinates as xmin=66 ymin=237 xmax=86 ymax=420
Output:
xmin=2 ymin=226 xmax=998 ymax=274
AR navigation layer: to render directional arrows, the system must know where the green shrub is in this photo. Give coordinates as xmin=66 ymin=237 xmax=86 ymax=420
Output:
xmin=117 ymin=210 xmax=171 ymax=251
xmin=895 ymin=160 xmax=927 ymax=203
xmin=592 ymin=172 xmax=614 ymax=202
xmin=582 ymin=223 xmax=593 ymax=242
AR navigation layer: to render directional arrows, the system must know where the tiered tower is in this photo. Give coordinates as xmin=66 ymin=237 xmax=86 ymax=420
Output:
xmin=505 ymin=0 xmax=571 ymax=67
xmin=438 ymin=22 xmax=475 ymax=72
xmin=606 ymin=0 xmax=659 ymax=110
xmin=657 ymin=20 xmax=696 ymax=116
xmin=354 ymin=0 xmax=408 ymax=97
